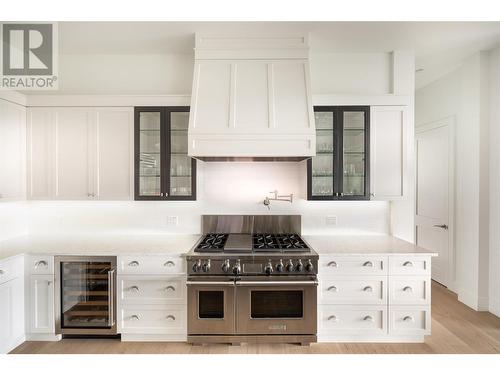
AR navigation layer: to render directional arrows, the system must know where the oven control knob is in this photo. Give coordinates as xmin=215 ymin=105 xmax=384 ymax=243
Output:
xmin=264 ymin=262 xmax=273 ymax=275
xmin=295 ymin=259 xmax=304 ymax=272
xmin=232 ymin=260 xmax=241 ymax=275
xmin=286 ymin=260 xmax=294 ymax=272
xmin=275 ymin=260 xmax=284 ymax=273
xmin=221 ymin=259 xmax=230 ymax=273
xmin=202 ymin=259 xmax=211 ymax=272
xmin=192 ymin=260 xmax=202 ymax=273
xmin=305 ymin=259 xmax=314 ymax=272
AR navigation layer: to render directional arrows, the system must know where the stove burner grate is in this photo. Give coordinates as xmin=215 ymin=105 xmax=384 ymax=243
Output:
xmin=195 ymin=233 xmax=229 ymax=252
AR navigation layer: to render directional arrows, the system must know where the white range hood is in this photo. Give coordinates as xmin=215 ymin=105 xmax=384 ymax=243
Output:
xmin=188 ymin=35 xmax=316 ymax=161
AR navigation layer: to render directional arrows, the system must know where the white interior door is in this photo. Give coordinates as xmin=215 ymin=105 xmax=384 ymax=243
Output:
xmin=416 ymin=119 xmax=454 ymax=287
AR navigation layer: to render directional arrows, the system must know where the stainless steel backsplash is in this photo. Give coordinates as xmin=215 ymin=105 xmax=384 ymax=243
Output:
xmin=201 ymin=215 xmax=301 ymax=234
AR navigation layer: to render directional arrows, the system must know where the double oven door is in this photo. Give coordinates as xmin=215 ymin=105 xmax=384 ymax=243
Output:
xmin=187 ymin=276 xmax=317 ymax=336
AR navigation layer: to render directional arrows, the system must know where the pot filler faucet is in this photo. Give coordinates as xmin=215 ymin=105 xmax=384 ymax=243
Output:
xmin=263 ymin=190 xmax=293 ymax=209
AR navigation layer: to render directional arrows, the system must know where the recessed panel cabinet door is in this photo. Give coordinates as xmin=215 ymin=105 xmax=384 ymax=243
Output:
xmin=54 ymin=108 xmax=93 ymax=199
xmin=0 ymin=100 xmax=26 ymax=200
xmin=95 ymin=108 xmax=133 ymax=200
xmin=29 ymin=275 xmax=55 ymax=333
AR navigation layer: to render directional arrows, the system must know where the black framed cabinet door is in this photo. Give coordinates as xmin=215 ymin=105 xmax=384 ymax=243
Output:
xmin=134 ymin=107 xmax=196 ymax=201
xmin=307 ymin=106 xmax=370 ymax=201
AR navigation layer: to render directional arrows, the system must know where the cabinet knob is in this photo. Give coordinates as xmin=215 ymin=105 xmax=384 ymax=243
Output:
xmin=327 ymin=285 xmax=338 ymax=292
xmin=363 ymin=286 xmax=373 ymax=292
xmin=403 ymin=286 xmax=413 ymax=293
xmin=128 ymin=261 xmax=139 ymax=267
xmin=403 ymin=316 xmax=414 ymax=322
xmin=403 ymin=261 xmax=414 ymax=267
xmin=130 ymin=315 xmax=140 ymax=321
xmin=165 ymin=285 xmax=176 ymax=291
xmin=130 ymin=286 xmax=140 ymax=292
xmin=166 ymin=315 xmax=176 ymax=321
xmin=363 ymin=261 xmax=374 ymax=267
xmin=164 ymin=261 xmax=175 ymax=267
xmin=363 ymin=315 xmax=374 ymax=322
xmin=327 ymin=315 xmax=338 ymax=322
xmin=327 ymin=261 xmax=338 ymax=268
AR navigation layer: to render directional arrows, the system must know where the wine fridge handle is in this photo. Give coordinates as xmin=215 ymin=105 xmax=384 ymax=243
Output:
xmin=108 ymin=268 xmax=116 ymax=327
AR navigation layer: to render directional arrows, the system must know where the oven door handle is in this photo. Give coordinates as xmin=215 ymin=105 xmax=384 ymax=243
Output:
xmin=235 ymin=280 xmax=318 ymax=286
xmin=186 ymin=281 xmax=235 ymax=286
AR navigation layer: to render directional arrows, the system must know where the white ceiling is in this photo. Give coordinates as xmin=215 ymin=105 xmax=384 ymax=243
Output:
xmin=59 ymin=22 xmax=500 ymax=89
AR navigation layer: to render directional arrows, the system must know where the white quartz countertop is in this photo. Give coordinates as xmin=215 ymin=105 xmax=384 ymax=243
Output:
xmin=0 ymin=233 xmax=436 ymax=262
xmin=0 ymin=234 xmax=202 ymax=261
xmin=303 ymin=235 xmax=437 ymax=256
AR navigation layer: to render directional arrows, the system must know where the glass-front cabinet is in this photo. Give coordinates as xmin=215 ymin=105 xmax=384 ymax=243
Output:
xmin=307 ymin=106 xmax=370 ymax=200
xmin=134 ymin=107 xmax=196 ymax=200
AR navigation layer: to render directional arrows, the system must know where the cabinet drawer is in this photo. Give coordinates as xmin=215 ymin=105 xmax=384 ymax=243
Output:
xmin=26 ymin=255 xmax=54 ymax=275
xmin=318 ymin=305 xmax=387 ymax=336
xmin=319 ymin=276 xmax=386 ymax=305
xmin=120 ymin=305 xmax=186 ymax=335
xmin=119 ymin=276 xmax=186 ymax=304
xmin=389 ymin=256 xmax=431 ymax=276
xmin=389 ymin=306 xmax=430 ymax=335
xmin=119 ymin=256 xmax=185 ymax=275
xmin=0 ymin=256 xmax=24 ymax=284
xmin=319 ymin=256 xmax=388 ymax=276
xmin=389 ymin=276 xmax=430 ymax=305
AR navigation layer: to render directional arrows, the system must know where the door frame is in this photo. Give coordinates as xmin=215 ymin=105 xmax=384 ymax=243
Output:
xmin=415 ymin=116 xmax=456 ymax=292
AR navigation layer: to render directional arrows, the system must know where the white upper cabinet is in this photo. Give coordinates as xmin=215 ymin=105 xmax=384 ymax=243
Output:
xmin=54 ymin=108 xmax=93 ymax=199
xmin=27 ymin=107 xmax=133 ymax=200
xmin=188 ymin=35 xmax=315 ymax=160
xmin=0 ymin=99 xmax=26 ymax=201
xmin=370 ymin=106 xmax=409 ymax=200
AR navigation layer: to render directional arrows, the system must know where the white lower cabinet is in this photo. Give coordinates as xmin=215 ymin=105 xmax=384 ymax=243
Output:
xmin=318 ymin=254 xmax=432 ymax=343
xmin=28 ymin=274 xmax=55 ymax=334
xmin=0 ymin=274 xmax=25 ymax=353
xmin=117 ymin=255 xmax=187 ymax=342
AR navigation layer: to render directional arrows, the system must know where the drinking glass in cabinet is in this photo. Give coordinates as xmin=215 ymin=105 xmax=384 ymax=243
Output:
xmin=342 ymin=111 xmax=366 ymax=196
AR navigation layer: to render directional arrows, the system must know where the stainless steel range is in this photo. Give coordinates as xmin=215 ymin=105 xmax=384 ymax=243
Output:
xmin=186 ymin=215 xmax=318 ymax=346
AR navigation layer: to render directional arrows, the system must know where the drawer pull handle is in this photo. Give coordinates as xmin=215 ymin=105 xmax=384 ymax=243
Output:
xmin=403 ymin=261 xmax=413 ymax=267
xmin=363 ymin=315 xmax=374 ymax=322
xmin=128 ymin=261 xmax=140 ymax=267
xmin=363 ymin=286 xmax=373 ymax=292
xmin=327 ymin=261 xmax=338 ymax=268
xmin=35 ymin=260 xmax=48 ymax=268
xmin=166 ymin=315 xmax=176 ymax=321
xmin=403 ymin=286 xmax=413 ymax=293
xmin=327 ymin=315 xmax=338 ymax=322
xmin=165 ymin=285 xmax=176 ymax=291
xmin=164 ymin=261 xmax=175 ymax=267
xmin=131 ymin=315 xmax=140 ymax=321
xmin=403 ymin=316 xmax=414 ymax=322
xmin=327 ymin=286 xmax=338 ymax=292
xmin=130 ymin=286 xmax=140 ymax=292
xmin=363 ymin=261 xmax=374 ymax=267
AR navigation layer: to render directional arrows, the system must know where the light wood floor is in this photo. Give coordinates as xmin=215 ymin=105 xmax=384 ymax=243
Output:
xmin=10 ymin=282 xmax=500 ymax=354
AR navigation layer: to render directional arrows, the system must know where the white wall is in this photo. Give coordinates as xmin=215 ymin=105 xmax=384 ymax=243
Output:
xmin=26 ymin=162 xmax=390 ymax=236
xmin=488 ymin=45 xmax=500 ymax=317
xmin=415 ymin=52 xmax=491 ymax=311
xmin=0 ymin=202 xmax=28 ymax=241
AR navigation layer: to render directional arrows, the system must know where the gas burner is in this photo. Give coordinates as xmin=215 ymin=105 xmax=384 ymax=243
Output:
xmin=252 ymin=234 xmax=280 ymax=251
xmin=276 ymin=234 xmax=309 ymax=252
xmin=195 ymin=233 xmax=229 ymax=252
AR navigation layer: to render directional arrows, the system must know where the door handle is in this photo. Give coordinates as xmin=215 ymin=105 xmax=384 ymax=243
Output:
xmin=108 ymin=269 xmax=115 ymax=327
xmin=433 ymin=224 xmax=448 ymax=230
xmin=235 ymin=280 xmax=318 ymax=286
xmin=186 ymin=281 xmax=235 ymax=286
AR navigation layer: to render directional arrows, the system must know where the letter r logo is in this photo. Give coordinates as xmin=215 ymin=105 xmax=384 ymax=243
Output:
xmin=2 ymin=23 xmax=53 ymax=76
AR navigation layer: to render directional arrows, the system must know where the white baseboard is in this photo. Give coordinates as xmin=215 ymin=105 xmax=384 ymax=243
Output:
xmin=120 ymin=334 xmax=187 ymax=342
xmin=457 ymin=287 xmax=489 ymax=311
xmin=26 ymin=333 xmax=62 ymax=341
xmin=489 ymin=296 xmax=500 ymax=317
xmin=318 ymin=335 xmax=425 ymax=343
